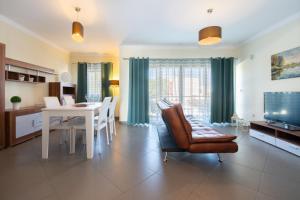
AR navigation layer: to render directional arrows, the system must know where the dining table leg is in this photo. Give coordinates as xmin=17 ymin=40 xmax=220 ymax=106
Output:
xmin=85 ymin=111 xmax=94 ymax=159
xmin=42 ymin=111 xmax=49 ymax=159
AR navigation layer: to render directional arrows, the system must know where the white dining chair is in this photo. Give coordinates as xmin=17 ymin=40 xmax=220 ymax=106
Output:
xmin=43 ymin=97 xmax=74 ymax=153
xmin=62 ymin=95 xmax=75 ymax=105
xmin=71 ymin=97 xmax=112 ymax=151
xmin=108 ymin=96 xmax=118 ymax=137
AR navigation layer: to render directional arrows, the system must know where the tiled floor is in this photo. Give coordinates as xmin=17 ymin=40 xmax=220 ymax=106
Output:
xmin=0 ymin=123 xmax=300 ymax=200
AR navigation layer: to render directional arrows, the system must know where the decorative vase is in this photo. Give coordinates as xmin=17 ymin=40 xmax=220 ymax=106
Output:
xmin=12 ymin=103 xmax=20 ymax=110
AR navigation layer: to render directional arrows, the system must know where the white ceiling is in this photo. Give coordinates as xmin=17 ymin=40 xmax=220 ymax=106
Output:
xmin=0 ymin=0 xmax=299 ymax=56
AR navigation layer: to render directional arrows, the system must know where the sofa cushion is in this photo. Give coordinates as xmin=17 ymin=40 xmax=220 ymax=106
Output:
xmin=161 ymin=107 xmax=190 ymax=149
xmin=191 ymin=128 xmax=237 ymax=143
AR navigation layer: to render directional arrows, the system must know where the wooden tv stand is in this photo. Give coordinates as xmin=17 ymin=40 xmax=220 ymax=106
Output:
xmin=250 ymin=121 xmax=300 ymax=156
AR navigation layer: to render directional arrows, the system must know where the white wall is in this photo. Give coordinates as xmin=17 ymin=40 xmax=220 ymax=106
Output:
xmin=119 ymin=45 xmax=239 ymax=122
xmin=0 ymin=18 xmax=70 ymax=108
xmin=236 ymin=17 xmax=300 ymax=121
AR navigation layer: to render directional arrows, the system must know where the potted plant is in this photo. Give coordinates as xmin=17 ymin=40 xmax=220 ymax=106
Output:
xmin=10 ymin=96 xmax=21 ymax=110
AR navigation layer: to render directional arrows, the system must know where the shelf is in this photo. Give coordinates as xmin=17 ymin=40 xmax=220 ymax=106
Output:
xmin=49 ymin=82 xmax=77 ymax=104
xmin=277 ymin=131 xmax=300 ymax=146
xmin=5 ymin=70 xmax=46 ymax=84
xmin=4 ymin=57 xmax=57 ymax=75
xmin=250 ymin=122 xmax=275 ymax=136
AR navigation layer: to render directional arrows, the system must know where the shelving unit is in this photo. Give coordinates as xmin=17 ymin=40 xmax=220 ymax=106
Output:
xmin=4 ymin=57 xmax=56 ymax=84
xmin=5 ymin=70 xmax=46 ymax=83
xmin=250 ymin=121 xmax=300 ymax=156
xmin=49 ymin=82 xmax=77 ymax=103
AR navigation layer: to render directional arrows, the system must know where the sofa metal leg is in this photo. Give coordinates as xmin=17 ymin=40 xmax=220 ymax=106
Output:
xmin=217 ymin=153 xmax=223 ymax=163
xmin=163 ymin=152 xmax=168 ymax=163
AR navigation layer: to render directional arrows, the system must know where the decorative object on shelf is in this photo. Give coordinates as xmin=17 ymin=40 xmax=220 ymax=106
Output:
xmin=271 ymin=46 xmax=300 ymax=80
xmin=198 ymin=9 xmax=222 ymax=45
xmin=29 ymin=77 xmax=34 ymax=82
xmin=72 ymin=7 xmax=84 ymax=42
xmin=19 ymin=74 xmax=25 ymax=81
xmin=60 ymin=72 xmax=72 ymax=83
xmin=10 ymin=96 xmax=21 ymax=110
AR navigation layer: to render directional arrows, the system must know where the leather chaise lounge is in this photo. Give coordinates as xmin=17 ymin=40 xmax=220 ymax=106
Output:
xmin=157 ymin=101 xmax=238 ymax=162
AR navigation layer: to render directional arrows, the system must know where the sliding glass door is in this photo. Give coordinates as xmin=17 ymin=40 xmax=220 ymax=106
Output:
xmin=149 ymin=59 xmax=211 ymax=122
xmin=87 ymin=63 xmax=102 ymax=101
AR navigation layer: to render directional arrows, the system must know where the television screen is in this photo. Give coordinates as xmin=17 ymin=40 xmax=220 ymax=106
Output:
xmin=264 ymin=92 xmax=300 ymax=127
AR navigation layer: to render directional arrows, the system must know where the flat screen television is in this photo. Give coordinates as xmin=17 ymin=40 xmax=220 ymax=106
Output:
xmin=264 ymin=92 xmax=300 ymax=130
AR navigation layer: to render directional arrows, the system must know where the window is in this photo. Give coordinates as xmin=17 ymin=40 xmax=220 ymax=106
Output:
xmin=87 ymin=63 xmax=101 ymax=101
xmin=149 ymin=59 xmax=211 ymax=122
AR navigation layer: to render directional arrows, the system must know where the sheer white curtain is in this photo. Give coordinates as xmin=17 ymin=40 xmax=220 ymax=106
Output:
xmin=87 ymin=63 xmax=101 ymax=101
xmin=149 ymin=59 xmax=211 ymax=122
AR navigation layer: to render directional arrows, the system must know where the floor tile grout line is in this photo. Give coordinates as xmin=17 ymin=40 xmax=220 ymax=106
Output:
xmin=100 ymin=167 xmax=159 ymax=195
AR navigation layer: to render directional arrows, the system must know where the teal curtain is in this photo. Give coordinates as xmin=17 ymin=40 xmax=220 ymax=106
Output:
xmin=128 ymin=58 xmax=149 ymax=125
xmin=210 ymin=57 xmax=234 ymax=123
xmin=101 ymin=62 xmax=113 ymax=100
xmin=77 ymin=62 xmax=87 ymax=103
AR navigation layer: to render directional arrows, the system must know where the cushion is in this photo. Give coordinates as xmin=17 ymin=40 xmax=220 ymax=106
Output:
xmin=161 ymin=107 xmax=190 ymax=149
xmin=191 ymin=128 xmax=237 ymax=143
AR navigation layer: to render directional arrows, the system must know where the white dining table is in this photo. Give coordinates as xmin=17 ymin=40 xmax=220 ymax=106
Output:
xmin=42 ymin=102 xmax=102 ymax=159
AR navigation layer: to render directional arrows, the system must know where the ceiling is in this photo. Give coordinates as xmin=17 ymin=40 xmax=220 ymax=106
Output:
xmin=0 ymin=0 xmax=299 ymax=56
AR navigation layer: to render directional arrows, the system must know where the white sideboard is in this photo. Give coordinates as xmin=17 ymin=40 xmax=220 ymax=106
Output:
xmin=5 ymin=106 xmax=43 ymax=146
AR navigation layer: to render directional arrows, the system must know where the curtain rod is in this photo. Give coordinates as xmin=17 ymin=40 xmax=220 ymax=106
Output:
xmin=122 ymin=58 xmax=211 ymax=60
xmin=122 ymin=57 xmax=238 ymax=60
xmin=71 ymin=62 xmax=112 ymax=65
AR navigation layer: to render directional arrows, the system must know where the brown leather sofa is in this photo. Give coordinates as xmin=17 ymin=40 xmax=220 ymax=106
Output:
xmin=157 ymin=101 xmax=238 ymax=162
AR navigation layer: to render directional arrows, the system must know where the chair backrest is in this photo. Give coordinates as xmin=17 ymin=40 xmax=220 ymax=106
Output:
xmin=44 ymin=97 xmax=61 ymax=108
xmin=108 ymin=96 xmax=118 ymax=119
xmin=97 ymin=97 xmax=112 ymax=123
xmin=62 ymin=95 xmax=75 ymax=105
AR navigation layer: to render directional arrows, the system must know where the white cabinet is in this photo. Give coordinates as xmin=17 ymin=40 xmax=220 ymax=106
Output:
xmin=16 ymin=112 xmax=42 ymax=138
xmin=276 ymin=138 xmax=300 ymax=156
xmin=5 ymin=106 xmax=43 ymax=146
xmin=249 ymin=129 xmax=276 ymax=145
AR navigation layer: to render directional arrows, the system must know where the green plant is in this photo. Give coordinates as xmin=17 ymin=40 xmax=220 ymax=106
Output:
xmin=10 ymin=96 xmax=21 ymax=103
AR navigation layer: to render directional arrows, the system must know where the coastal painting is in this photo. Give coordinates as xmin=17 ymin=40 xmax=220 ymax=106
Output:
xmin=271 ymin=46 xmax=300 ymax=80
